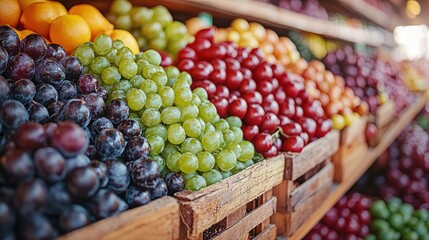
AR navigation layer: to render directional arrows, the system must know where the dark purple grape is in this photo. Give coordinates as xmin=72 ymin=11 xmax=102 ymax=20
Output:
xmin=0 ymin=25 xmax=20 ymax=56
xmin=151 ymin=178 xmax=167 ymax=200
xmin=83 ymin=126 xmax=93 ymax=145
xmin=58 ymin=99 xmax=91 ymax=127
xmin=0 ymin=201 xmax=15 ymax=233
xmin=0 ymin=76 xmax=10 ymax=100
xmin=66 ymin=167 xmax=99 ymax=199
xmin=124 ymin=136 xmax=150 ymax=161
xmin=45 ymin=182 xmax=73 ymax=215
xmin=84 ymin=93 xmax=105 ymax=119
xmin=46 ymin=101 xmax=64 ymax=115
xmin=34 ymin=83 xmax=58 ymax=106
xmin=97 ymin=86 xmax=108 ymax=102
xmin=0 ymin=131 xmax=15 ymax=153
xmin=88 ymin=189 xmax=122 ymax=219
xmin=86 ymin=145 xmax=97 ymax=159
xmin=106 ymin=99 xmax=129 ymax=125
xmin=20 ymin=34 xmax=47 ymax=62
xmin=60 ymin=56 xmax=82 ymax=82
xmin=165 ymin=172 xmax=184 ymax=195
xmin=90 ymin=117 xmax=113 ymax=137
xmin=94 ymin=129 xmax=126 ymax=159
xmin=45 ymin=43 xmax=66 ymax=61
xmin=50 ymin=121 xmax=88 ymax=157
xmin=65 ymin=154 xmax=90 ymax=173
xmin=44 ymin=122 xmax=57 ymax=138
xmin=18 ymin=213 xmax=58 ymax=240
xmin=27 ymin=102 xmax=49 ymax=124
xmin=10 ymin=78 xmax=36 ymax=104
xmin=34 ymin=147 xmax=66 ymax=183
xmin=57 ymin=80 xmax=77 ymax=100
xmin=77 ymin=74 xmax=98 ymax=94
xmin=117 ymin=119 xmax=141 ymax=140
xmin=34 ymin=59 xmax=65 ymax=84
xmin=0 ymin=187 xmax=14 ymax=203
xmin=129 ymin=158 xmax=160 ymax=189
xmin=5 ymin=53 xmax=35 ymax=81
xmin=59 ymin=205 xmax=91 ymax=233
xmin=0 ymin=100 xmax=29 ymax=129
xmin=14 ymin=179 xmax=47 ymax=214
xmin=14 ymin=122 xmax=47 ymax=150
xmin=118 ymin=199 xmax=129 ymax=212
xmin=90 ymin=160 xmax=109 ymax=188
xmin=125 ymin=185 xmax=151 ymax=207
xmin=105 ymin=160 xmax=130 ymax=194
xmin=0 ymin=148 xmax=34 ymax=181
xmin=0 ymin=46 xmax=8 ymax=75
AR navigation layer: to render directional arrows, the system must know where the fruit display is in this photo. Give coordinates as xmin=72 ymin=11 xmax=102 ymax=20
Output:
xmin=400 ymin=61 xmax=428 ymax=92
xmin=107 ymin=0 xmax=193 ymax=59
xmin=259 ymin=0 xmax=329 ymax=20
xmin=177 ymin=28 xmax=333 ymax=156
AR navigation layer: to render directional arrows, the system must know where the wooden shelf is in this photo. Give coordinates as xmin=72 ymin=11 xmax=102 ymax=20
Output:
xmin=285 ymin=91 xmax=429 ymax=240
xmin=136 ymin=0 xmax=394 ymax=48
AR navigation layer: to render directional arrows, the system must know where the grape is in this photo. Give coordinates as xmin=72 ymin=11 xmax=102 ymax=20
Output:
xmin=174 ymin=87 xmax=192 ymax=107
xmin=65 ymin=154 xmax=90 ymax=173
xmin=145 ymin=125 xmax=167 ymax=142
xmin=151 ymin=155 xmax=165 ymax=173
xmin=20 ymin=34 xmax=47 ymax=61
xmin=34 ymin=59 xmax=65 ymax=84
xmin=158 ymin=86 xmax=175 ymax=107
xmin=94 ymin=129 xmax=126 ymax=159
xmin=199 ymin=102 xmax=217 ymax=123
xmin=6 ymin=53 xmax=35 ymax=81
xmin=152 ymin=71 xmax=168 ymax=88
xmin=202 ymin=169 xmax=222 ymax=186
xmin=59 ymin=205 xmax=91 ymax=232
xmin=165 ymin=66 xmax=180 ymax=79
xmin=231 ymin=161 xmax=245 ymax=174
xmin=126 ymin=88 xmax=146 ymax=111
xmin=238 ymin=141 xmax=255 ymax=162
xmin=73 ymin=45 xmax=94 ymax=66
xmin=214 ymin=119 xmax=230 ymax=133
xmin=84 ymin=93 xmax=106 ymax=119
xmin=93 ymin=34 xmax=113 ymax=55
xmin=181 ymin=172 xmax=196 ymax=181
xmin=166 ymin=150 xmax=181 ymax=172
xmin=1 ymin=148 xmax=34 ymax=181
xmin=116 ymin=15 xmax=132 ymax=30
xmin=45 ymin=182 xmax=73 ymax=215
xmin=146 ymin=134 xmax=164 ymax=156
xmin=173 ymin=78 xmax=190 ymax=90
xmin=90 ymin=160 xmax=109 ymax=188
xmin=151 ymin=179 xmax=167 ymax=199
xmin=139 ymin=79 xmax=157 ymax=94
xmin=181 ymin=138 xmax=203 ymax=154
xmin=51 ymin=121 xmax=88 ymax=157
xmin=161 ymin=106 xmax=180 ymax=124
xmin=223 ymin=130 xmax=235 ymax=146
xmin=10 ymin=78 xmax=36 ymax=105
xmin=130 ymin=75 xmax=144 ymax=88
xmin=117 ymin=119 xmax=141 ymax=140
xmin=0 ymin=201 xmax=15 ymax=232
xmin=165 ymin=172 xmax=184 ymax=194
xmin=180 ymin=104 xmax=199 ymax=122
xmin=88 ymin=189 xmax=124 ymax=219
xmin=142 ymin=64 xmax=156 ymax=79
xmin=18 ymin=213 xmax=58 ymax=240
xmin=101 ymin=66 xmax=121 ymax=85
xmin=228 ymin=144 xmax=242 ymax=159
xmin=167 ymin=123 xmax=186 ymax=145
xmin=145 ymin=93 xmax=162 ymax=109
xmin=14 ymin=179 xmax=47 ymax=214
xmin=34 ymin=147 xmax=66 ymax=183
xmin=106 ymin=99 xmax=130 ymax=125
xmin=91 ymin=117 xmax=114 ymax=137
xmin=193 ymin=87 xmax=208 ymax=101
xmin=220 ymin=170 xmax=231 ymax=179
xmin=57 ymin=80 xmax=78 ymax=100
xmin=110 ymin=0 xmax=132 ymax=15
xmin=119 ymin=58 xmax=138 ymax=79
xmin=231 ymin=127 xmax=244 ymax=145
xmin=203 ymin=122 xmax=215 ymax=134
xmin=28 ymin=102 xmax=49 ymax=123
xmin=129 ymin=158 xmax=160 ymax=189
xmin=183 ymin=118 xmax=203 ymax=138
xmin=45 ymin=43 xmax=66 ymax=61
xmin=178 ymin=152 xmax=198 ymax=174
xmin=124 ymin=136 xmax=150 ymax=161
xmin=115 ymin=47 xmax=134 ymax=66
xmin=0 ymin=100 xmax=29 ymax=129
xmin=77 ymin=74 xmax=99 ymax=94
xmin=242 ymin=159 xmax=254 ymax=168
xmin=215 ymin=149 xmax=237 ymax=172
xmin=197 ymin=151 xmax=215 ymax=172
xmin=142 ymin=22 xmax=163 ymax=39
xmin=14 ymin=122 xmax=47 ymax=151
xmin=105 ymin=160 xmax=130 ymax=194
xmin=141 ymin=108 xmax=161 ymax=127
xmin=90 ymin=56 xmax=110 ymax=75
xmin=125 ymin=185 xmax=151 ymax=207
xmin=66 ymin=167 xmax=100 ymax=198
xmin=34 ymin=83 xmax=58 ymax=106
xmin=0 ymin=76 xmax=10 ymax=100
xmin=97 ymin=86 xmax=109 ymax=102
xmin=110 ymin=89 xmax=126 ymax=101
xmin=185 ymin=175 xmax=206 ymax=191
xmin=201 ymin=131 xmax=222 ymax=152
xmin=0 ymin=25 xmax=20 ymax=56
xmin=60 ymin=56 xmax=83 ymax=82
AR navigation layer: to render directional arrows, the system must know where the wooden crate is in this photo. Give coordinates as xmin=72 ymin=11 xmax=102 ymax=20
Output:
xmin=272 ymin=162 xmax=334 ymax=237
xmin=60 ymin=196 xmax=180 ymax=240
xmin=367 ymin=100 xmax=395 ymax=147
xmin=332 ymin=116 xmax=369 ymax=182
xmin=174 ymin=155 xmax=285 ymax=240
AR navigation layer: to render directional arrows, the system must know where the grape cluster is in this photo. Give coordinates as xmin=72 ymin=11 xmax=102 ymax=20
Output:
xmin=108 ymin=0 xmax=192 ymax=60
xmin=305 ymin=193 xmax=372 ymax=239
xmin=177 ymin=28 xmax=332 ymax=157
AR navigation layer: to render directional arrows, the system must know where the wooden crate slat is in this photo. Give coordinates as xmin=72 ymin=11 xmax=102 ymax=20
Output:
xmin=333 ymin=142 xmax=369 ymax=182
xmin=59 ymin=196 xmax=179 ymax=240
xmin=340 ymin=116 xmax=367 ymax=147
xmin=253 ymin=224 xmax=277 ymax=240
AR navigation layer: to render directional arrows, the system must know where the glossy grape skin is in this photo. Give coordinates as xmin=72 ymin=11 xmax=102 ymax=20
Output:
xmin=1 ymin=148 xmax=34 ymax=181
xmin=34 ymin=59 xmax=66 ymax=85
xmin=18 ymin=213 xmax=58 ymax=240
xmin=27 ymin=102 xmax=49 ymax=124
xmin=97 ymin=86 xmax=109 ymax=102
xmin=58 ymin=99 xmax=91 ymax=127
xmin=66 ymin=167 xmax=100 ymax=199
xmin=90 ymin=160 xmax=109 ymax=188
xmin=84 ymin=93 xmax=106 ymax=119
xmin=65 ymin=154 xmax=90 ymax=174
xmin=88 ymin=189 xmax=123 ymax=219
xmin=90 ymin=117 xmax=114 ymax=137
xmin=57 ymin=80 xmax=78 ymax=100
xmin=129 ymin=158 xmax=160 ymax=189
xmin=60 ymin=56 xmax=83 ymax=82
xmin=0 ymin=76 xmax=10 ymax=100
xmin=125 ymin=185 xmax=151 ymax=207
xmin=0 ymin=25 xmax=20 ymax=56
xmin=0 ymin=47 xmax=8 ymax=76
xmin=6 ymin=53 xmax=35 ymax=81
xmin=42 ymin=182 xmax=73 ymax=216
xmin=51 ymin=121 xmax=88 ymax=157
xmin=106 ymin=99 xmax=130 ymax=125
xmin=104 ymin=160 xmax=130 ymax=194
xmin=33 ymin=147 xmax=66 ymax=183
xmin=0 ymin=201 xmax=15 ymax=233
xmin=59 ymin=204 xmax=92 ymax=233
xmin=124 ymin=136 xmax=150 ymax=161
xmin=94 ymin=129 xmax=126 ymax=159
xmin=10 ymin=78 xmax=36 ymax=105
xmin=77 ymin=74 xmax=99 ymax=94
xmin=117 ymin=119 xmax=142 ymax=140
xmin=14 ymin=178 xmax=47 ymax=214
xmin=0 ymin=100 xmax=29 ymax=129
xmin=185 ymin=175 xmax=207 ymax=191
xmin=34 ymin=83 xmax=58 ymax=107
xmin=47 ymin=101 xmax=64 ymax=116
xmin=20 ymin=34 xmax=47 ymax=62
xmin=165 ymin=172 xmax=184 ymax=194
xmin=150 ymin=179 xmax=168 ymax=199
xmin=14 ymin=122 xmax=47 ymax=151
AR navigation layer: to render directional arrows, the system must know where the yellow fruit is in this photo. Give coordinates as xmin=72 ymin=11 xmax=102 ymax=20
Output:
xmin=18 ymin=0 xmax=44 ymax=10
xmin=249 ymin=22 xmax=266 ymax=42
xmin=50 ymin=14 xmax=91 ymax=54
xmin=186 ymin=17 xmax=210 ymax=36
xmin=214 ymin=28 xmax=228 ymax=43
xmin=226 ymin=29 xmax=240 ymax=42
xmin=0 ymin=0 xmax=21 ymax=27
xmin=331 ymin=114 xmax=346 ymax=130
xmin=231 ymin=18 xmax=249 ymax=32
xmin=69 ymin=4 xmax=114 ymax=40
xmin=110 ymin=29 xmax=140 ymax=55
xmin=20 ymin=1 xmax=67 ymax=38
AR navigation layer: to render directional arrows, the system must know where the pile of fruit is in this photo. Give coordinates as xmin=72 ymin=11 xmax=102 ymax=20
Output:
xmin=259 ymin=0 xmax=329 ymax=20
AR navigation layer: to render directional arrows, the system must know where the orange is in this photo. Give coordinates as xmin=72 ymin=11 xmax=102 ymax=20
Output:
xmin=110 ymin=29 xmax=140 ymax=55
xmin=50 ymin=14 xmax=91 ymax=54
xmin=18 ymin=0 xmax=44 ymax=10
xmin=20 ymin=1 xmax=67 ymax=38
xmin=0 ymin=0 xmax=21 ymax=27
xmin=69 ymin=4 xmax=114 ymax=40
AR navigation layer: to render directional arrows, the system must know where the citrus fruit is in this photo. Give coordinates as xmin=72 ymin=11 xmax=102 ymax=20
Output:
xmin=50 ymin=14 xmax=91 ymax=54
xmin=0 ymin=0 xmax=21 ymax=27
xmin=17 ymin=0 xmax=44 ymax=10
xmin=69 ymin=4 xmax=114 ymax=40
xmin=110 ymin=29 xmax=140 ymax=54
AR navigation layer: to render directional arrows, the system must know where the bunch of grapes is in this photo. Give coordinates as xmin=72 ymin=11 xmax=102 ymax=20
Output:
xmin=73 ymin=34 xmax=256 ymax=192
xmin=108 ymin=0 xmax=192 ymax=59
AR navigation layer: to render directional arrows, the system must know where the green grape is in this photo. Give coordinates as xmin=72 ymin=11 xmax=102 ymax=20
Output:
xmin=82 ymin=65 xmax=90 ymax=74
xmin=211 ymin=114 xmax=220 ymax=125
xmin=203 ymin=122 xmax=215 ymax=134
xmin=202 ymin=169 xmax=222 ymax=186
xmin=183 ymin=118 xmax=203 ymax=138
xmin=167 ymin=37 xmax=189 ymax=56
xmin=90 ymin=56 xmax=109 ymax=75
xmin=115 ymin=15 xmax=132 ymax=30
xmin=151 ymin=155 xmax=165 ymax=172
xmin=112 ymin=39 xmax=125 ymax=50
xmin=226 ymin=116 xmax=242 ymax=128
xmin=93 ymin=34 xmax=113 ymax=55
xmin=131 ymin=7 xmax=153 ymax=25
xmin=201 ymin=131 xmax=221 ymax=152
xmin=161 ymin=107 xmax=181 ymax=124
xmin=197 ymin=151 xmax=215 ymax=172
xmin=185 ymin=175 xmax=206 ymax=191
xmin=130 ymin=75 xmax=144 ymax=88
xmin=155 ymin=65 xmax=164 ymax=73
xmin=119 ymin=58 xmax=138 ymax=79
xmin=105 ymin=48 xmax=118 ymax=64
xmin=137 ymin=59 xmax=150 ymax=75
xmin=152 ymin=71 xmax=168 ymax=88
xmin=104 ymin=84 xmax=114 ymax=92
xmin=215 ymin=149 xmax=237 ymax=172
xmin=165 ymin=21 xmax=188 ymax=39
xmin=214 ymin=119 xmax=230 ymax=133
xmin=174 ymin=87 xmax=192 ymax=107
xmin=228 ymin=144 xmax=242 ymax=160
xmin=114 ymin=80 xmax=132 ymax=92
xmin=147 ymin=134 xmax=165 ymax=156
xmin=149 ymin=37 xmax=167 ymax=51
xmin=152 ymin=5 xmax=173 ymax=26
xmin=172 ymin=79 xmax=190 ymax=90
xmin=142 ymin=49 xmax=162 ymax=66
xmin=181 ymin=138 xmax=203 ymax=154
xmin=191 ymin=94 xmax=201 ymax=107
xmin=238 ymin=141 xmax=255 ymax=162
xmin=166 ymin=150 xmax=181 ymax=172
xmin=142 ymin=108 xmax=161 ymax=127
xmin=145 ymin=93 xmax=162 ymax=109
xmin=178 ymin=152 xmax=198 ymax=174
xmin=220 ymin=170 xmax=231 ymax=179
xmin=115 ymin=47 xmax=134 ymax=66
xmin=223 ymin=130 xmax=236 ymax=146
xmin=139 ymin=79 xmax=157 ymax=94
xmin=242 ymin=159 xmax=254 ymax=168
xmin=145 ymin=124 xmax=167 ymax=141
xmin=126 ymin=88 xmax=146 ymax=111
xmin=165 ymin=66 xmax=180 ymax=79
xmin=142 ymin=64 xmax=157 ymax=79
xmin=178 ymin=72 xmax=192 ymax=86
xmin=110 ymin=0 xmax=132 ymax=15
xmin=158 ymin=86 xmax=175 ymax=108
xmin=160 ymin=167 xmax=171 ymax=179
xmin=142 ymin=21 xmax=163 ymax=39
xmin=162 ymin=142 xmax=179 ymax=159
xmin=137 ymin=36 xmax=147 ymax=51
xmin=101 ymin=66 xmax=121 ymax=85
xmin=180 ymin=104 xmax=199 ymax=122
xmin=199 ymin=102 xmax=217 ymax=123
xmin=231 ymin=127 xmax=244 ymax=145
xmin=181 ymin=172 xmax=196 ymax=181
xmin=231 ymin=161 xmax=244 ymax=175
xmin=110 ymin=90 xmax=126 ymax=101
xmin=167 ymin=123 xmax=186 ymax=145
xmin=129 ymin=112 xmax=139 ymax=119
xmin=192 ymin=87 xmax=208 ymax=101
xmin=73 ymin=45 xmax=94 ymax=66
xmin=166 ymin=77 xmax=176 ymax=87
